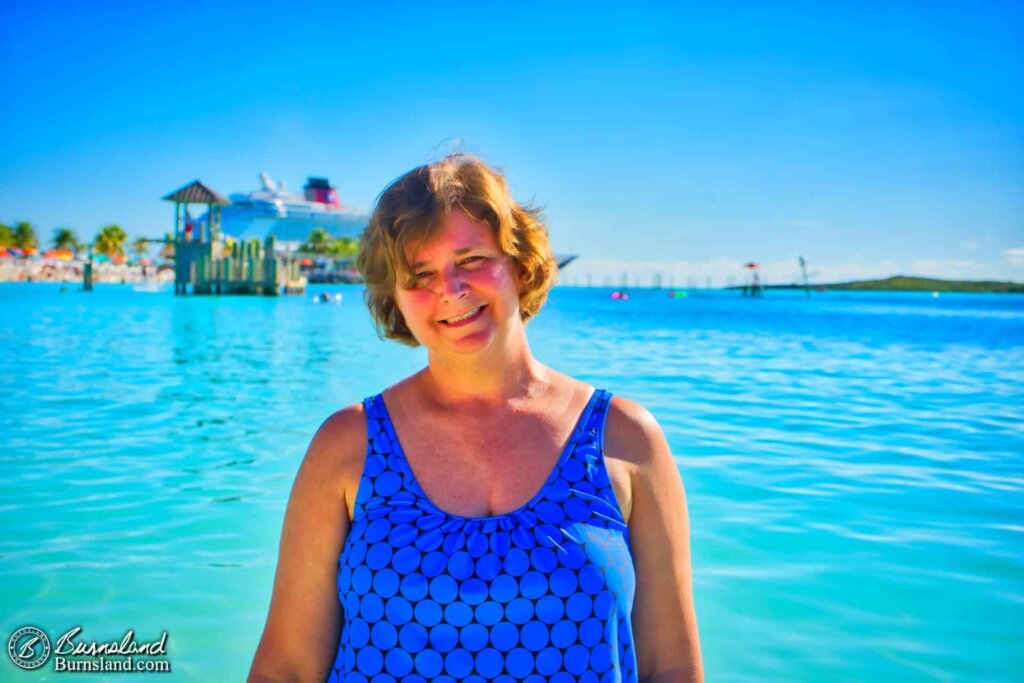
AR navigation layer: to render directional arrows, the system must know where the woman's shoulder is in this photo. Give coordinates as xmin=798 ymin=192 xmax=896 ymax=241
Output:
xmin=314 ymin=401 xmax=368 ymax=448
xmin=299 ymin=402 xmax=369 ymax=499
xmin=603 ymin=394 xmax=673 ymax=469
xmin=546 ymin=370 xmax=670 ymax=468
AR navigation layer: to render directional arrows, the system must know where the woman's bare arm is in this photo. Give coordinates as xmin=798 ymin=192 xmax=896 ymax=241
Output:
xmin=605 ymin=397 xmax=704 ymax=683
xmin=248 ymin=404 xmax=366 ymax=682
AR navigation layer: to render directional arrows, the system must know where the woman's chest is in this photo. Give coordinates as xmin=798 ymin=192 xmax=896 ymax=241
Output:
xmin=387 ymin=418 xmax=632 ymax=523
xmin=398 ymin=422 xmax=568 ymax=517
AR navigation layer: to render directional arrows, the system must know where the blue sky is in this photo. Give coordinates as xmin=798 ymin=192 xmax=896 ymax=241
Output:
xmin=1 ymin=0 xmax=1022 ymax=285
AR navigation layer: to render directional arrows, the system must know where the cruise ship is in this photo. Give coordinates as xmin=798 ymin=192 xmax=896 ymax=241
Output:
xmin=201 ymin=173 xmax=575 ymax=270
xmin=205 ymin=173 xmax=368 ymax=248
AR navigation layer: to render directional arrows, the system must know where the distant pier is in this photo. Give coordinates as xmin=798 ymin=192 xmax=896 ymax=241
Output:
xmin=163 ymin=180 xmax=306 ymax=296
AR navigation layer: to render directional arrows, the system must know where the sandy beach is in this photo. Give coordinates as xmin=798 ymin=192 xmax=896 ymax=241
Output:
xmin=0 ymin=258 xmax=173 ymax=285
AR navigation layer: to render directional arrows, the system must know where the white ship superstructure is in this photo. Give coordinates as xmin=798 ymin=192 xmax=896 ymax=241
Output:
xmin=201 ymin=174 xmax=368 ymax=249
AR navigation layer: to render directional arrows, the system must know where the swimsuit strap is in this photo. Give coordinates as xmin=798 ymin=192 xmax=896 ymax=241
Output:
xmin=353 ymin=395 xmax=416 ymax=521
xmin=556 ymin=389 xmax=629 ymax=529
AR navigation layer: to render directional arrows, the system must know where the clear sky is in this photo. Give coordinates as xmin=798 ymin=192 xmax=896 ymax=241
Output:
xmin=1 ymin=0 xmax=1022 ymax=285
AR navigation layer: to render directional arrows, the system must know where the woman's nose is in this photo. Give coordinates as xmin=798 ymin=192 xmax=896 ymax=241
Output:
xmin=438 ymin=266 xmax=468 ymax=301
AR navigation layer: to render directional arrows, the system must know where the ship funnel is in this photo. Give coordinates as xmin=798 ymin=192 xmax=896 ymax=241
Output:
xmin=305 ymin=177 xmax=341 ymax=207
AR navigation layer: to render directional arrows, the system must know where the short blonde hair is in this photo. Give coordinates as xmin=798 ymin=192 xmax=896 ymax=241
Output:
xmin=357 ymin=154 xmax=558 ymax=346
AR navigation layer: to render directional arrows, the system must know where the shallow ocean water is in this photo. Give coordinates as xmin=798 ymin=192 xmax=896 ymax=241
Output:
xmin=1 ymin=282 xmax=1022 ymax=681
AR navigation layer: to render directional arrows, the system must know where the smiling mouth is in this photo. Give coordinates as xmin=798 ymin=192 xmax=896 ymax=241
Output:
xmin=439 ymin=305 xmax=486 ymax=325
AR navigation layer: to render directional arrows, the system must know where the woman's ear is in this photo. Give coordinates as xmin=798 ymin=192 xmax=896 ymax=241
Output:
xmin=514 ymin=260 xmax=529 ymax=295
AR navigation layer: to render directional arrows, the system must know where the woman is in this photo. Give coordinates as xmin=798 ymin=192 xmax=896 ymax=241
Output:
xmin=249 ymin=155 xmax=703 ymax=682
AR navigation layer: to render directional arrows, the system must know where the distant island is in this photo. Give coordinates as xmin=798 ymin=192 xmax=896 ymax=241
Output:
xmin=764 ymin=275 xmax=1024 ymax=294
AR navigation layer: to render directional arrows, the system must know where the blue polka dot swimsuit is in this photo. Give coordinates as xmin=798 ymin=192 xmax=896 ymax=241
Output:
xmin=329 ymin=389 xmax=637 ymax=682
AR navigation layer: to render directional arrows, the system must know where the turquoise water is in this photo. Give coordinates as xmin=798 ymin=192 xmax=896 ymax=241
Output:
xmin=1 ymin=282 xmax=1022 ymax=681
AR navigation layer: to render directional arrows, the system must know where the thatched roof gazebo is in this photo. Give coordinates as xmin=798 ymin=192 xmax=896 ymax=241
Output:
xmin=163 ymin=180 xmax=230 ymax=243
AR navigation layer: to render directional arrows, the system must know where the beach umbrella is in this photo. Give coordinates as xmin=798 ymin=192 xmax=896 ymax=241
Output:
xmin=111 ymin=254 xmax=126 ymax=265
xmin=8 ymin=247 xmax=24 ymax=257
xmin=43 ymin=249 xmax=75 ymax=260
xmin=745 ymin=262 xmax=760 ymax=269
xmin=0 ymin=248 xmax=10 ymax=258
xmin=300 ymin=257 xmax=313 ymax=266
xmin=94 ymin=254 xmax=110 ymax=262
xmin=139 ymin=258 xmax=153 ymax=266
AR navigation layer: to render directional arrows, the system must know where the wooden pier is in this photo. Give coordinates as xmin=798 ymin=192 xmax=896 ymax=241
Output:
xmin=163 ymin=180 xmax=306 ymax=296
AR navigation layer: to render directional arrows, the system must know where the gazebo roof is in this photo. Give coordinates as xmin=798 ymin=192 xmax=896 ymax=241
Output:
xmin=163 ymin=180 xmax=230 ymax=205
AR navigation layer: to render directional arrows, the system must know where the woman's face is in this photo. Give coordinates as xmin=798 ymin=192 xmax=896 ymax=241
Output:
xmin=394 ymin=210 xmax=523 ymax=355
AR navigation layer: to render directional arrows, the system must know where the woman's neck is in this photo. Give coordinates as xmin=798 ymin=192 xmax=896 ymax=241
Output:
xmin=420 ymin=331 xmax=549 ymax=410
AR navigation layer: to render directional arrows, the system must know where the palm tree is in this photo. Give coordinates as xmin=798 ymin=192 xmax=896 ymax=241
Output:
xmin=327 ymin=236 xmax=359 ymax=258
xmin=301 ymin=227 xmax=331 ymax=254
xmin=94 ymin=224 xmax=128 ymax=258
xmin=0 ymin=223 xmax=12 ymax=247
xmin=13 ymin=221 xmax=37 ymax=250
xmin=159 ymin=232 xmax=175 ymax=261
xmin=131 ymin=237 xmax=149 ymax=262
xmin=52 ymin=227 xmax=79 ymax=252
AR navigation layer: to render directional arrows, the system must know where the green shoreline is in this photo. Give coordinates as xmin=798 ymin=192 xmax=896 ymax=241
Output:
xmin=761 ymin=275 xmax=1024 ymax=294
